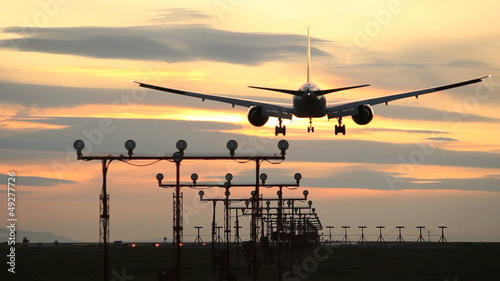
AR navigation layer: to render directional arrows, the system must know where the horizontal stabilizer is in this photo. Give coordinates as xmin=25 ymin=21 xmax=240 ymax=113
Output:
xmin=316 ymin=84 xmax=370 ymax=95
xmin=248 ymin=86 xmax=300 ymax=95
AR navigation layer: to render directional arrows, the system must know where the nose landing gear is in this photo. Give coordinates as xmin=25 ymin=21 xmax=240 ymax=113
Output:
xmin=307 ymin=118 xmax=314 ymax=133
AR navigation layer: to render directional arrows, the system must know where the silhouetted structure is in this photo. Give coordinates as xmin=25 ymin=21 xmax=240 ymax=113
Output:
xmin=396 ymin=226 xmax=405 ymax=245
xmin=376 ymin=226 xmax=385 ymax=244
xmin=194 ymin=226 xmax=203 ymax=245
xmin=341 ymin=226 xmax=351 ymax=245
xmin=438 ymin=225 xmax=448 ymax=245
xmin=326 ymin=226 xmax=334 ymax=245
xmin=358 ymin=226 xmax=367 ymax=245
xmin=416 ymin=226 xmax=426 ymax=244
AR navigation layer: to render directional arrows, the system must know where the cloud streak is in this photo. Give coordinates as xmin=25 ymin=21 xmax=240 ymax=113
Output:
xmin=0 ymin=174 xmax=75 ymax=187
xmin=294 ymin=168 xmax=500 ymax=192
xmin=0 ymin=25 xmax=331 ymax=65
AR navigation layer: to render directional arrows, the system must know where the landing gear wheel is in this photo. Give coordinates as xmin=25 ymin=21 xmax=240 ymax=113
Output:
xmin=334 ymin=118 xmax=346 ymax=135
xmin=307 ymin=118 xmax=314 ymax=133
xmin=334 ymin=125 xmax=346 ymax=135
xmin=275 ymin=119 xmax=286 ymax=136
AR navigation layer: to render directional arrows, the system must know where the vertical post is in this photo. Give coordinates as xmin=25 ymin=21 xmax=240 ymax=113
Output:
xmin=290 ymin=201 xmax=295 ymax=266
xmin=395 ymin=226 xmax=405 ymax=245
xmin=224 ymin=184 xmax=231 ymax=277
xmin=277 ymin=186 xmax=283 ymax=281
xmin=416 ymin=226 xmax=426 ymax=244
xmin=194 ymin=226 xmax=203 ymax=245
xmin=326 ymin=226 xmax=334 ymax=245
xmin=358 ymin=226 xmax=367 ymax=245
xmin=100 ymin=159 xmax=110 ymax=281
xmin=234 ymin=209 xmax=241 ymax=266
xmin=438 ymin=225 xmax=448 ymax=245
xmin=252 ymin=159 xmax=260 ymax=280
xmin=376 ymin=226 xmax=385 ymax=245
xmin=341 ymin=226 xmax=351 ymax=245
xmin=212 ymin=201 xmax=217 ymax=276
xmin=174 ymin=160 xmax=181 ymax=281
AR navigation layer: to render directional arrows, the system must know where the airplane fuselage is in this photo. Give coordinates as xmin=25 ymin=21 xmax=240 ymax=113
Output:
xmin=293 ymin=83 xmax=327 ymax=117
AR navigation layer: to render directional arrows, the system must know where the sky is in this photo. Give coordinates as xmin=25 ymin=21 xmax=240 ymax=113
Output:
xmin=0 ymin=0 xmax=499 ymax=243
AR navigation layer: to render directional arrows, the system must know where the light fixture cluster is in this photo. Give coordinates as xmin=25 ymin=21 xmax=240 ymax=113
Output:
xmin=73 ymin=139 xmax=290 ymax=158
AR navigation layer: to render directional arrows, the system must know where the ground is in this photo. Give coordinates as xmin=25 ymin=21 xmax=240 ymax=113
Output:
xmin=1 ymin=242 xmax=499 ymax=281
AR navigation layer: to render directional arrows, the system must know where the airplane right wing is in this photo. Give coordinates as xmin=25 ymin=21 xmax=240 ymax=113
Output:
xmin=132 ymin=81 xmax=294 ymax=119
xmin=326 ymin=75 xmax=491 ymax=119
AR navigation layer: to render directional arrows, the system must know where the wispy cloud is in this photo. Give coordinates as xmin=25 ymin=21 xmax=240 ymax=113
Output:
xmin=374 ymin=105 xmax=500 ymax=123
xmin=0 ymin=174 xmax=75 ymax=187
xmin=0 ymin=25 xmax=331 ymax=65
xmin=291 ymin=139 xmax=500 ymax=170
xmin=303 ymin=168 xmax=500 ymax=192
xmin=425 ymin=137 xmax=458 ymax=142
xmin=150 ymin=8 xmax=212 ymax=23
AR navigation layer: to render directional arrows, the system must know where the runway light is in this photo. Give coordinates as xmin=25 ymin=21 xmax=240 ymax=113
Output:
xmin=179 ymin=243 xmax=184 ymax=247
xmin=155 ymin=243 xmax=160 ymax=247
xmin=260 ymin=173 xmax=268 ymax=184
xmin=294 ymin=173 xmax=302 ymax=184
xmin=278 ymin=140 xmax=289 ymax=156
xmin=173 ymin=151 xmax=183 ymax=163
xmin=124 ymin=139 xmax=136 ymax=157
xmin=73 ymin=140 xmax=85 ymax=156
xmin=131 ymin=243 xmax=137 ymax=247
xmin=191 ymin=173 xmax=199 ymax=185
xmin=176 ymin=140 xmax=187 ymax=153
xmin=156 ymin=173 xmax=164 ymax=185
xmin=226 ymin=140 xmax=238 ymax=157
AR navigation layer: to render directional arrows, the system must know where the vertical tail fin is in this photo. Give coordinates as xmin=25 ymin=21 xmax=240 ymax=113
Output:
xmin=306 ymin=27 xmax=311 ymax=84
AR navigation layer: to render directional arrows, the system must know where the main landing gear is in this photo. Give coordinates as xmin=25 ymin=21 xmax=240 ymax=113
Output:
xmin=307 ymin=118 xmax=314 ymax=133
xmin=334 ymin=117 xmax=346 ymax=135
xmin=275 ymin=118 xmax=286 ymax=136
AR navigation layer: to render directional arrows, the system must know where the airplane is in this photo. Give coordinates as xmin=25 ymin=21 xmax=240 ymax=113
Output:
xmin=133 ymin=29 xmax=490 ymax=136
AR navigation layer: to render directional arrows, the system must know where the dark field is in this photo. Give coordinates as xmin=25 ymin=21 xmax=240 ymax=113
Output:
xmin=2 ymin=242 xmax=499 ymax=281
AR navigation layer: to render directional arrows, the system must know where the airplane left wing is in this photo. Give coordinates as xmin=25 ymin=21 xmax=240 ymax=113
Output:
xmin=132 ymin=81 xmax=294 ymax=119
xmin=327 ymin=75 xmax=490 ymax=119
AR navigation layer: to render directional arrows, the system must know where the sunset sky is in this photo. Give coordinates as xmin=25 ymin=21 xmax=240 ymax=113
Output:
xmin=1 ymin=0 xmax=499 ymax=243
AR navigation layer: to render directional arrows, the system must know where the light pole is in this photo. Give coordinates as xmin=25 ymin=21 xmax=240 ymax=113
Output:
xmin=74 ymin=138 xmax=290 ymax=281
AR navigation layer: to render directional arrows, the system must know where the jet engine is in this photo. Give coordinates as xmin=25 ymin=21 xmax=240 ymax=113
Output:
xmin=247 ymin=106 xmax=269 ymax=127
xmin=352 ymin=104 xmax=374 ymax=125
